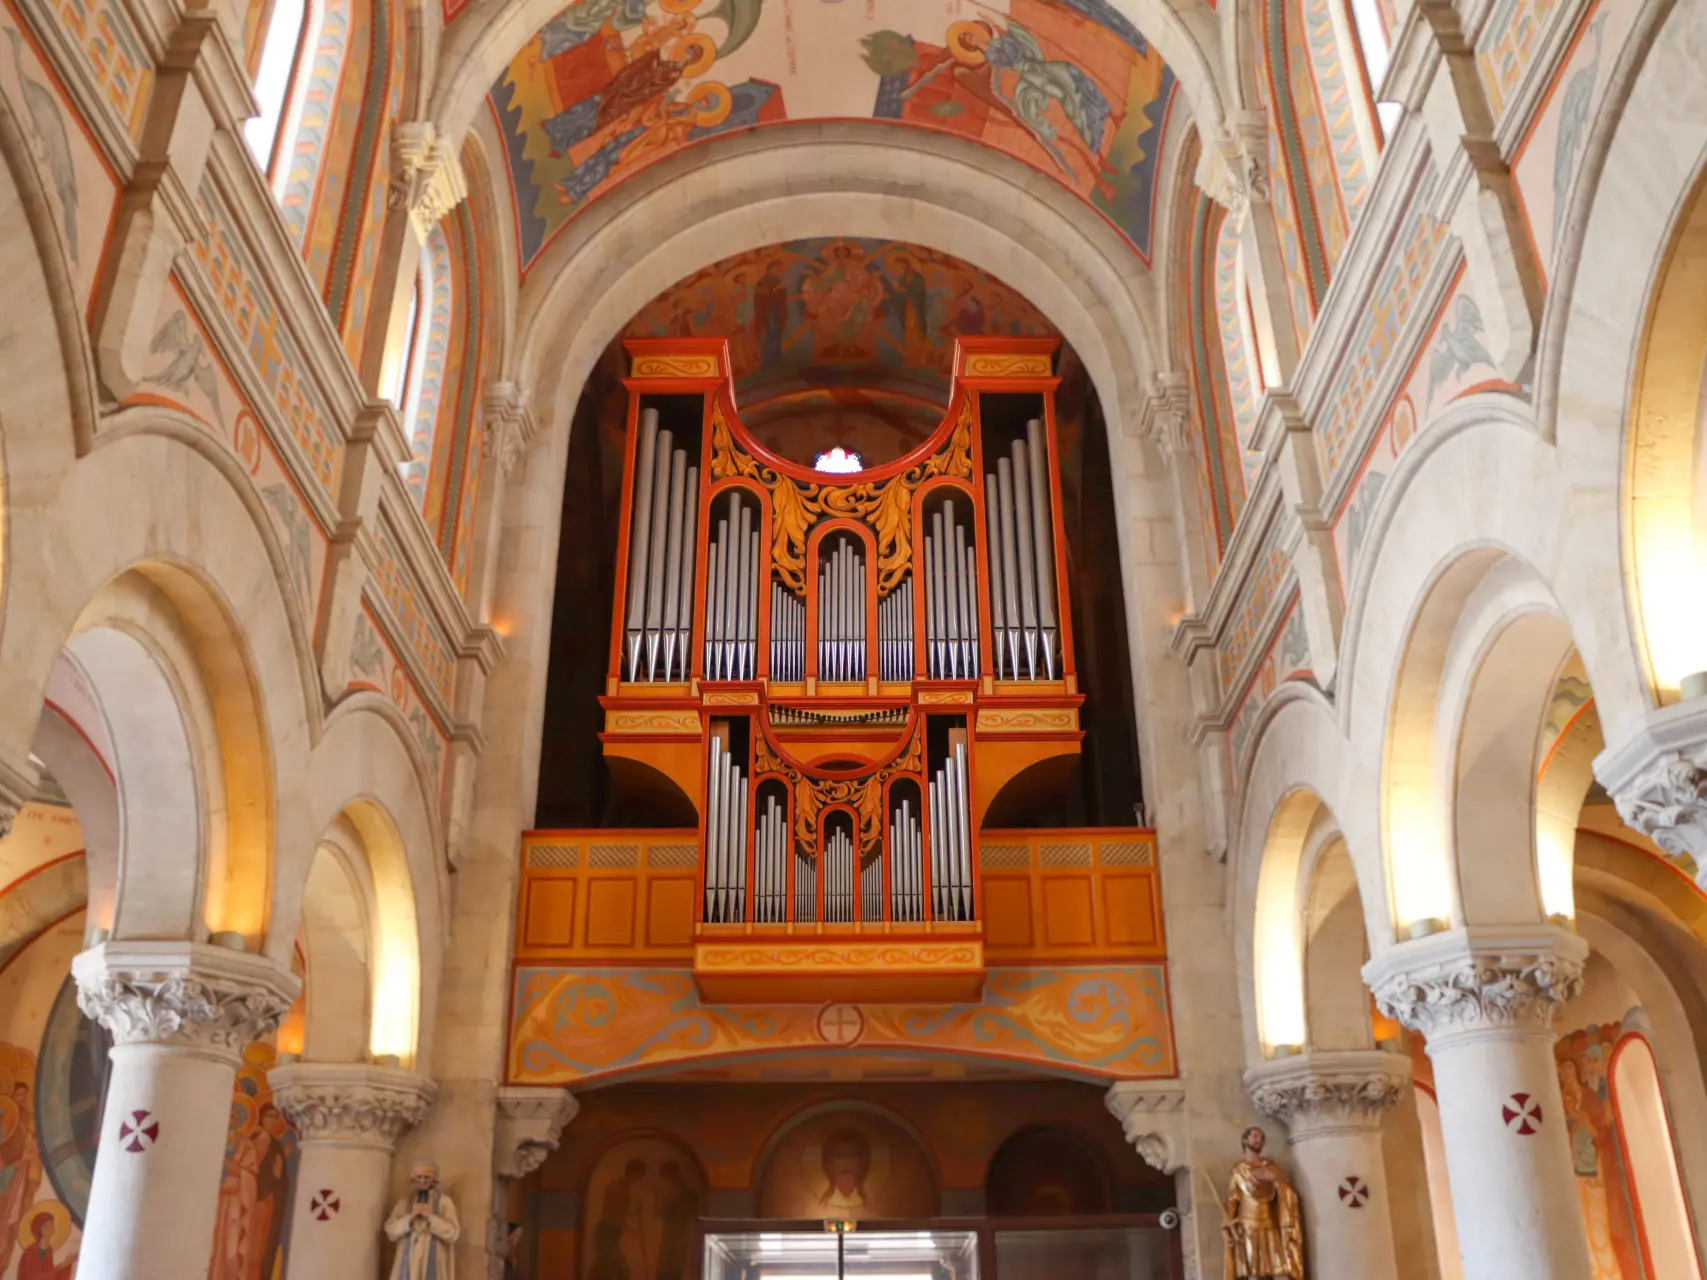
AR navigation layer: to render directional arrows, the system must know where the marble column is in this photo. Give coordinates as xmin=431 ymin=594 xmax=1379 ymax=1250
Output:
xmin=1365 ymin=925 xmax=1592 ymax=1280
xmin=269 ymin=1062 xmax=437 ymax=1280
xmin=488 ymin=1087 xmax=578 ymax=1279
xmin=72 ymin=941 xmax=299 ymax=1280
xmin=1244 ymin=1050 xmax=1411 ymax=1280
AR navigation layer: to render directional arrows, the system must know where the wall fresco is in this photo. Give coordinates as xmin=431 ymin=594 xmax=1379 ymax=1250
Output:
xmin=508 ymin=966 xmax=1176 ymax=1085
xmin=490 ymin=0 xmax=1176 ymax=273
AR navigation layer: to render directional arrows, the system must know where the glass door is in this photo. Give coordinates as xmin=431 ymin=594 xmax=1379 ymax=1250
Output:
xmin=704 ymin=1229 xmax=979 ymax=1280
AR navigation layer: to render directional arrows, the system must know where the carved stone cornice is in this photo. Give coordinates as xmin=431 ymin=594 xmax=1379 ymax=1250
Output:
xmin=1597 ymin=699 xmax=1707 ymax=889
xmin=482 ymin=381 xmax=539 ymax=478
xmin=71 ymin=941 xmax=300 ymax=1059
xmin=1362 ymin=926 xmax=1586 ymax=1042
xmin=268 ymin=1063 xmax=437 ymax=1151
xmin=391 ymin=122 xmax=469 ymax=239
xmin=1138 ymin=372 xmax=1192 ymax=461
xmin=1244 ymin=1051 xmax=1410 ymax=1142
xmin=494 ymin=1086 xmax=578 ymax=1179
xmin=1104 ymin=1079 xmax=1188 ymax=1174
xmin=1199 ymin=109 xmax=1271 ymax=214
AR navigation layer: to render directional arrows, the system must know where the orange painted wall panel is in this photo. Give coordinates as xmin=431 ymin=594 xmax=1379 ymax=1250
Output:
xmin=1042 ymin=878 xmax=1096 ymax=946
xmin=1103 ymin=876 xmax=1161 ymax=947
xmin=982 ymin=879 xmax=1034 ymax=947
xmin=647 ymin=878 xmax=697 ymax=947
xmin=523 ymin=880 xmax=576 ymax=947
xmin=585 ymin=880 xmax=637 ymax=946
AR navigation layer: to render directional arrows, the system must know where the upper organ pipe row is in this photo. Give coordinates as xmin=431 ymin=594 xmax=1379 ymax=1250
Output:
xmin=817 ymin=536 xmax=867 ymax=682
xmin=985 ymin=419 xmax=1060 ymax=680
xmin=705 ymin=491 xmax=760 ymax=682
xmin=925 ymin=498 xmax=978 ymax=680
xmin=623 ymin=408 xmax=698 ymax=682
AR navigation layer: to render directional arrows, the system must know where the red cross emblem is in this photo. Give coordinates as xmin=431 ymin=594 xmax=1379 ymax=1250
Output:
xmin=815 ymin=1003 xmax=865 ymax=1045
xmin=310 ymin=1189 xmax=341 ymax=1221
xmin=1502 ymin=1093 xmax=1543 ymax=1135
xmin=1337 ymin=1176 xmax=1369 ymax=1208
xmin=118 ymin=1110 xmax=158 ymax=1153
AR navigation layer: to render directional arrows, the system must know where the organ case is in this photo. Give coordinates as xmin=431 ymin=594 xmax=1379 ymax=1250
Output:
xmin=598 ymin=337 xmax=1092 ymax=1002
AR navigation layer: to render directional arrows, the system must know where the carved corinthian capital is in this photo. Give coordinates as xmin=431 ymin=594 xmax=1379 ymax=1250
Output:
xmin=1104 ymin=1079 xmax=1188 ymax=1174
xmin=1244 ymin=1051 xmax=1410 ymax=1142
xmin=1362 ymin=926 xmax=1586 ymax=1043
xmin=494 ymin=1086 xmax=578 ymax=1179
xmin=1598 ymin=701 xmax=1707 ymax=890
xmin=72 ymin=941 xmax=300 ymax=1059
xmin=269 ymin=1063 xmax=437 ymax=1151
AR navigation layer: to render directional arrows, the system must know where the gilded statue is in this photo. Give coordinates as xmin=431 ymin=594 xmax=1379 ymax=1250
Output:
xmin=1222 ymin=1127 xmax=1304 ymax=1280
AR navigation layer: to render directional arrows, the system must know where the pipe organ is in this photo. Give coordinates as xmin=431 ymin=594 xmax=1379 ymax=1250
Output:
xmin=598 ymin=337 xmax=1090 ymax=1002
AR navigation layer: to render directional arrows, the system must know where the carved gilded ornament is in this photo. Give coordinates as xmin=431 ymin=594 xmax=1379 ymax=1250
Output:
xmin=976 ymin=707 xmax=1076 ymax=731
xmin=756 ymin=719 xmax=923 ymax=857
xmin=695 ymin=943 xmax=982 ymax=970
xmin=605 ymin=709 xmax=701 ymax=733
xmin=710 ymin=401 xmax=973 ymax=597
xmin=631 ymin=354 xmax=722 ymax=379
xmin=962 ymin=352 xmax=1053 ymax=377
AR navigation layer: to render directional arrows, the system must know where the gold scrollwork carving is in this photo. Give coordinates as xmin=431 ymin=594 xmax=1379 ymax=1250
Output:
xmin=963 ymin=353 xmax=1052 ymax=377
xmin=631 ymin=354 xmax=720 ymax=379
xmin=606 ymin=709 xmax=701 ymax=733
xmin=709 ymin=401 xmax=974 ymax=598
xmin=975 ymin=708 xmax=1077 ymax=731
xmin=756 ymin=721 xmax=923 ymax=858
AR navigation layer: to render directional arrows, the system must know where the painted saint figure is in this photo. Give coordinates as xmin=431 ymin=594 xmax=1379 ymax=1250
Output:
xmin=16 ymin=1204 xmax=76 ymax=1280
xmin=385 ymin=1161 xmax=460 ymax=1280
xmin=1222 ymin=1127 xmax=1304 ymax=1280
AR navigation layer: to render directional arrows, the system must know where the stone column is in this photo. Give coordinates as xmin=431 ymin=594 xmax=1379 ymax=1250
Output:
xmin=488 ymin=1088 xmax=578 ymax=1279
xmin=1244 ymin=1050 xmax=1411 ymax=1280
xmin=71 ymin=941 xmax=299 ymax=1280
xmin=269 ymin=1062 xmax=437 ymax=1280
xmin=1364 ymin=926 xmax=1593 ymax=1280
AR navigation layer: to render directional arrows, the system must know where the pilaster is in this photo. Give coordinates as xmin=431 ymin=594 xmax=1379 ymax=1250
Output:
xmin=1268 ymin=392 xmax=1343 ymax=689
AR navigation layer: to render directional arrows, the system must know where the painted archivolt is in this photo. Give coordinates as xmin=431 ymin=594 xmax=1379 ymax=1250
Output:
xmin=709 ymin=399 xmax=972 ymax=598
xmin=754 ymin=717 xmax=923 ymax=857
xmin=508 ymin=965 xmax=1176 ymax=1083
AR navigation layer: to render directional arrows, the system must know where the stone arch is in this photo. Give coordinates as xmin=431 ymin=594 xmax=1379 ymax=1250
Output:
xmin=1233 ymin=691 xmax=1390 ymax=1059
xmin=509 ymin=124 xmax=1159 ymax=439
xmin=0 ymin=422 xmax=318 ymax=958
xmin=296 ymin=702 xmax=444 ymax=1068
xmin=1540 ymin=0 xmax=1707 ymax=711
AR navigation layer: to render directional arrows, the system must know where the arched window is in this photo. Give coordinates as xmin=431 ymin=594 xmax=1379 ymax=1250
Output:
xmin=1345 ymin=0 xmax=1402 ymax=137
xmin=1610 ymin=1035 xmax=1704 ymax=1279
xmin=398 ymin=226 xmax=454 ymax=506
xmin=243 ymin=0 xmax=321 ymax=187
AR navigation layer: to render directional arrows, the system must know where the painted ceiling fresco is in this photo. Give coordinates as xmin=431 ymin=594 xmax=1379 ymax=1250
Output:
xmin=490 ymin=0 xmax=1178 ymax=274
xmin=621 ymin=236 xmax=1058 ymax=460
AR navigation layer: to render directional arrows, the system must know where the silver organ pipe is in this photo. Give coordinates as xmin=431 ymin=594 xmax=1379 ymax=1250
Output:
xmin=925 ymin=500 xmax=979 ymax=679
xmin=771 ymin=583 xmax=805 ymax=681
xmin=928 ymin=741 xmax=973 ymax=921
xmin=703 ymin=737 xmax=748 ymax=922
xmin=988 ymin=426 xmax=1060 ymax=680
xmin=861 ymin=840 xmax=882 ymax=923
xmin=889 ymin=796 xmax=922 ymax=922
xmin=754 ymin=791 xmax=787 ymax=922
xmin=878 ymin=579 xmax=913 ymax=681
xmin=824 ymin=824 xmax=854 ymax=922
xmin=624 ymin=411 xmax=699 ymax=681
xmin=794 ymin=838 xmax=816 ymax=923
xmin=704 ymin=492 xmax=758 ymax=681
xmin=818 ymin=538 xmax=867 ymax=681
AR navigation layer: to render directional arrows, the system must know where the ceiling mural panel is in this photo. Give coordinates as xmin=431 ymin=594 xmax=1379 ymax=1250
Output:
xmin=490 ymin=0 xmax=1177 ymax=274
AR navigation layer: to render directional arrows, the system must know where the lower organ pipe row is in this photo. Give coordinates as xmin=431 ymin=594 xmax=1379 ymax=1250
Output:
xmin=888 ymin=797 xmax=923 ymax=922
xmin=879 ymin=580 xmax=915 ymax=681
xmin=985 ymin=419 xmax=1060 ymax=681
xmin=930 ymin=742 xmax=974 ymax=921
xmin=926 ymin=500 xmax=979 ymax=680
xmin=705 ymin=492 xmax=759 ymax=681
xmin=752 ymin=792 xmax=788 ymax=922
xmin=770 ymin=584 xmax=805 ymax=681
xmin=703 ymin=740 xmax=747 ymax=922
xmin=824 ymin=826 xmax=856 ymax=923
xmin=623 ymin=408 xmax=698 ymax=682
xmin=817 ymin=539 xmax=867 ymax=682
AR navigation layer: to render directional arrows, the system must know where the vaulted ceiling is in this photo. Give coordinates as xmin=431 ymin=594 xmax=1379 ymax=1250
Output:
xmin=486 ymin=0 xmax=1178 ymax=277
